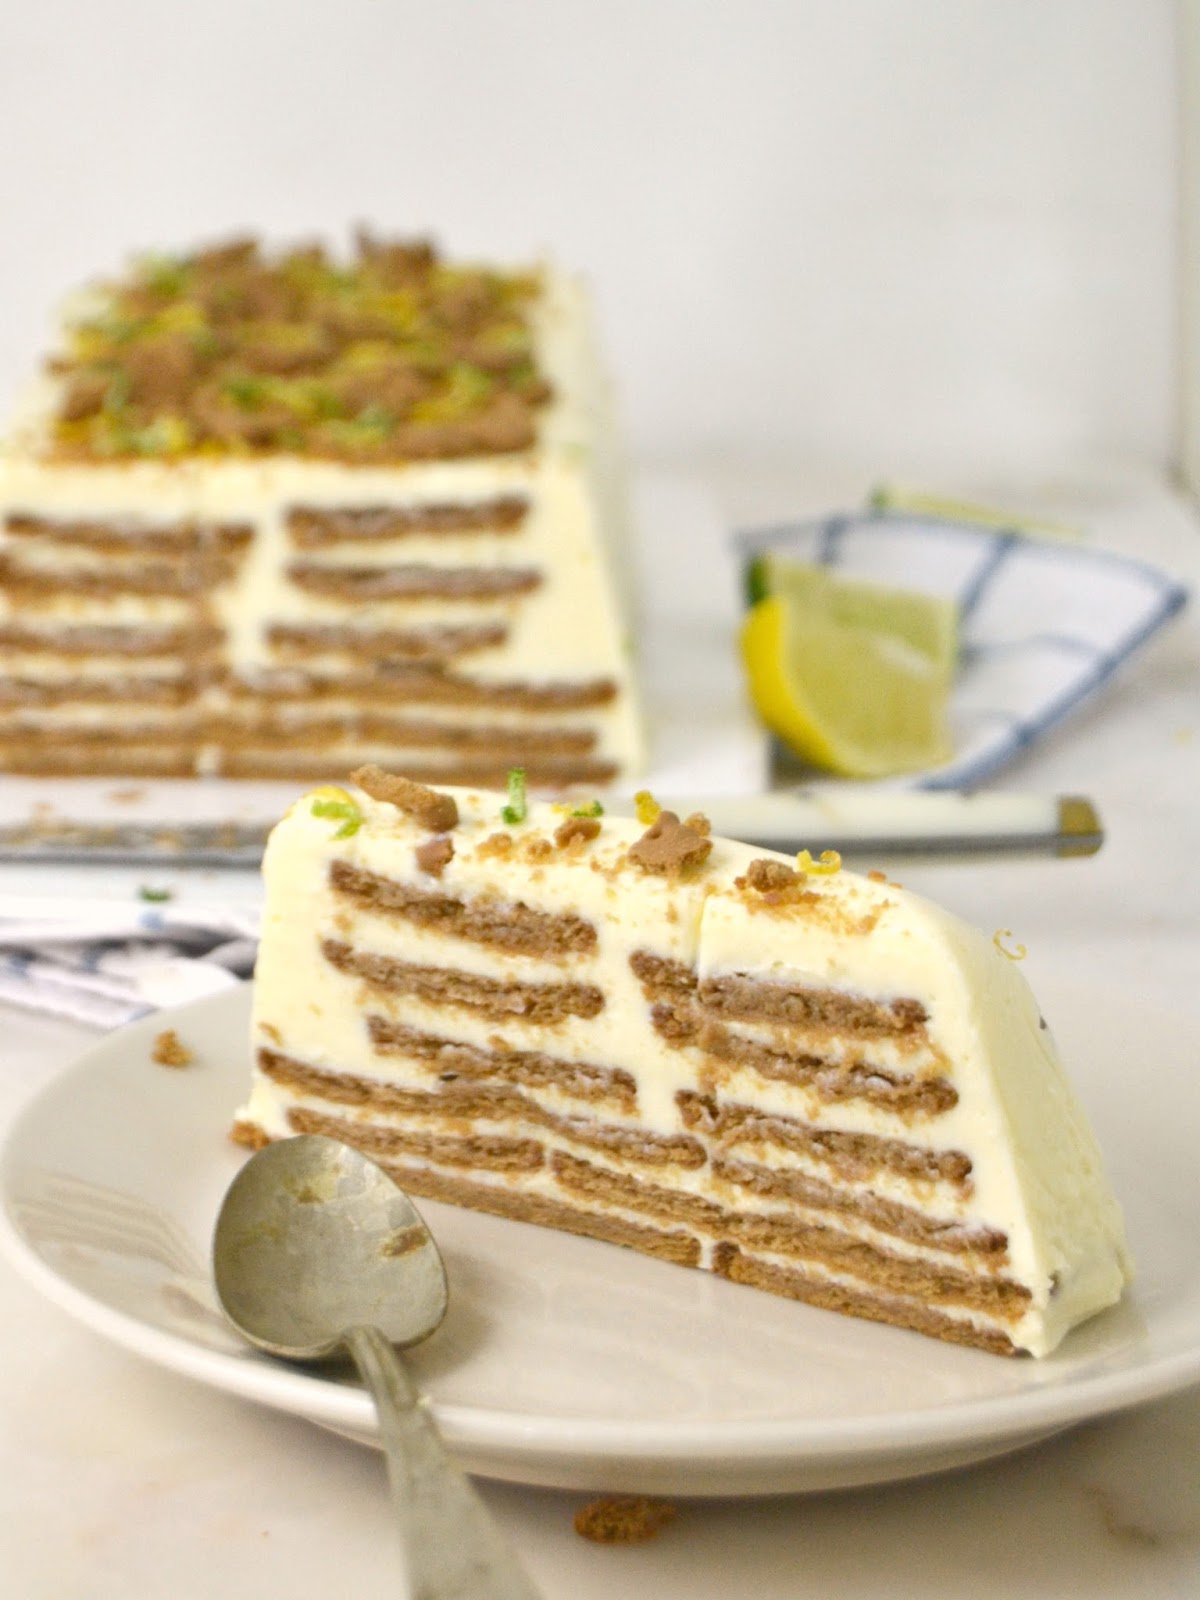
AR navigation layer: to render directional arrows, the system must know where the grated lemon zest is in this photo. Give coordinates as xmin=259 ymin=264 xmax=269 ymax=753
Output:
xmin=634 ymin=790 xmax=661 ymax=825
xmin=797 ymin=848 xmax=842 ymax=875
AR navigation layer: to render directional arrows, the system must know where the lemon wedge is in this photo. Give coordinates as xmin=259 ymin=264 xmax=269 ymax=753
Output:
xmin=740 ymin=559 xmax=958 ymax=779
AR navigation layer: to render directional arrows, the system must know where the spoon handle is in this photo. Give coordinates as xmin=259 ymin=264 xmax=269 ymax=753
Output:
xmin=346 ymin=1324 xmax=543 ymax=1600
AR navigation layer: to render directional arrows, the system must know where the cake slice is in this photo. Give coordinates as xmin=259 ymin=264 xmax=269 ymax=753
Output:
xmin=237 ymin=769 xmax=1131 ymax=1357
xmin=0 ymin=234 xmax=641 ymax=782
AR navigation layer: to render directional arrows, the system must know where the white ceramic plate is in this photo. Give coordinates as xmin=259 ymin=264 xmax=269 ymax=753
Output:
xmin=2 ymin=979 xmax=1198 ymax=1497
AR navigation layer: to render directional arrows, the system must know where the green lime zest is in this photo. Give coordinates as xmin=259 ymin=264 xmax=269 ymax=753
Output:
xmin=138 ymin=253 xmax=191 ymax=298
xmin=476 ymin=321 xmax=530 ymax=359
xmin=223 ymin=373 xmax=267 ymax=410
xmin=500 ymin=767 xmax=527 ymax=825
xmin=103 ymin=367 xmax=133 ymax=415
xmin=129 ymin=415 xmax=191 ymax=456
xmin=355 ymin=403 xmax=395 ymax=432
xmin=413 ymin=362 xmax=494 ymax=422
xmin=189 ymin=325 xmax=221 ymax=359
xmin=311 ymin=796 xmax=364 ymax=838
xmin=571 ymin=799 xmax=604 ymax=818
xmin=744 ymin=554 xmax=771 ymax=608
xmin=77 ymin=312 xmax=146 ymax=354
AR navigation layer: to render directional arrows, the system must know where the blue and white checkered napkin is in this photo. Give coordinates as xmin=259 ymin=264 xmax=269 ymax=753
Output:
xmin=738 ymin=510 xmax=1189 ymax=790
xmin=0 ymin=896 xmax=259 ymax=1029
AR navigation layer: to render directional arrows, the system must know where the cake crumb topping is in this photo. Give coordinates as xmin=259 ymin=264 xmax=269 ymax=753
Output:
xmin=47 ymin=233 xmax=550 ymax=465
xmin=230 ymin=1119 xmax=270 ymax=1150
xmin=555 ymin=814 xmax=602 ymax=848
xmin=350 ymin=765 xmax=458 ymax=830
xmin=573 ymin=1496 xmax=677 ymax=1545
xmin=476 ymin=831 xmax=515 ymax=859
xmin=151 ymin=1028 xmax=193 ymax=1068
xmin=740 ymin=857 xmax=800 ymax=893
xmin=414 ymin=835 xmax=455 ymax=877
xmin=628 ymin=811 xmax=713 ymax=876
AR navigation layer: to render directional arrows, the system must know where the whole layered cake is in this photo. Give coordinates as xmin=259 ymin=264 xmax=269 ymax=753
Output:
xmin=236 ymin=768 xmax=1132 ymax=1357
xmin=0 ymin=234 xmax=641 ymax=782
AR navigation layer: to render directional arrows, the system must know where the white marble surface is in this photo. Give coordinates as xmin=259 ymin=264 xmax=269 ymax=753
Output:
xmin=1 ymin=463 xmax=1199 ymax=1596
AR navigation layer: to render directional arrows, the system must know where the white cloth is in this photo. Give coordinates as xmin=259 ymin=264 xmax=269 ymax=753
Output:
xmin=0 ymin=895 xmax=259 ymax=1029
xmin=737 ymin=510 xmax=1189 ymax=789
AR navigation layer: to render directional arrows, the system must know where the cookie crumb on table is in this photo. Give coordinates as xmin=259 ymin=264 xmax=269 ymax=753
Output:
xmin=573 ymin=1496 xmax=677 ymax=1544
xmin=151 ymin=1029 xmax=194 ymax=1068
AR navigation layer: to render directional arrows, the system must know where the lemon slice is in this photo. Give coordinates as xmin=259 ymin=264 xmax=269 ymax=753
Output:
xmin=740 ymin=561 xmax=957 ymax=779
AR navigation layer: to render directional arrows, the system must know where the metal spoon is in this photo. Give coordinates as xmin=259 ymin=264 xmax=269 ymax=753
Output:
xmin=213 ymin=1132 xmax=542 ymax=1599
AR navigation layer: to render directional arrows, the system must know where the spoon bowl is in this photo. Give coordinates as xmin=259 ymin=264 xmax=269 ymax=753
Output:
xmin=213 ymin=1133 xmax=541 ymax=1599
xmin=213 ymin=1132 xmax=447 ymax=1359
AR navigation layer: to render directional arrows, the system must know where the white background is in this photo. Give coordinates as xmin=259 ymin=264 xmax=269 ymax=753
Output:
xmin=0 ymin=0 xmax=1180 ymax=483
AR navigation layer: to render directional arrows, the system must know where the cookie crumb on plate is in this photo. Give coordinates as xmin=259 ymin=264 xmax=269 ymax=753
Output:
xmin=573 ymin=1496 xmax=677 ymax=1544
xmin=151 ymin=1029 xmax=193 ymax=1068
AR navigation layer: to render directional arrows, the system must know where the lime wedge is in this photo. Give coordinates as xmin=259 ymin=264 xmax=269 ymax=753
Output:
xmin=739 ymin=560 xmax=957 ymax=779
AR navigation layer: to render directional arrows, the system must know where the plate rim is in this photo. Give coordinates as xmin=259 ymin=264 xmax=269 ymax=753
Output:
xmin=3 ymin=982 xmax=1200 ymax=1484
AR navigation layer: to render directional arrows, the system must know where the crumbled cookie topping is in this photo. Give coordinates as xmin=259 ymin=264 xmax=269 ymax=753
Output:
xmin=555 ymin=814 xmax=602 ymax=848
xmin=151 ymin=1028 xmax=193 ymax=1067
xmin=414 ymin=834 xmax=455 ymax=877
xmin=475 ymin=831 xmax=515 ymax=859
xmin=740 ymin=857 xmax=800 ymax=893
xmin=349 ymin=765 xmax=458 ymax=831
xmin=47 ymin=232 xmax=551 ymax=464
xmin=734 ymin=856 xmax=825 ymax=910
xmin=573 ymin=1496 xmax=677 ymax=1545
xmin=867 ymin=868 xmax=902 ymax=888
xmin=628 ymin=811 xmax=712 ymax=876
xmin=230 ymin=1119 xmax=270 ymax=1150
